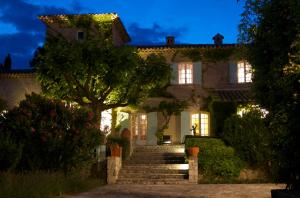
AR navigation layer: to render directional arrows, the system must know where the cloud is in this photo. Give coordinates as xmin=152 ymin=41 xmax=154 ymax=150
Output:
xmin=0 ymin=32 xmax=44 ymax=68
xmin=128 ymin=23 xmax=187 ymax=45
xmin=0 ymin=0 xmax=84 ymax=69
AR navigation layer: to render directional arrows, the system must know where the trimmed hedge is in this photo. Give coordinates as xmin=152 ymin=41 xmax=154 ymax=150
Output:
xmin=185 ymin=137 xmax=244 ymax=178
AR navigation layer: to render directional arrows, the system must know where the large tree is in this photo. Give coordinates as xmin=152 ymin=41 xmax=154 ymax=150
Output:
xmin=32 ymin=16 xmax=171 ymax=127
xmin=239 ymin=0 xmax=300 ymax=190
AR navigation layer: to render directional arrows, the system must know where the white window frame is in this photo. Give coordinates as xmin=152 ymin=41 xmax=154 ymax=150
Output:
xmin=237 ymin=61 xmax=252 ymax=83
xmin=191 ymin=112 xmax=210 ymax=136
xmin=178 ymin=63 xmax=193 ymax=84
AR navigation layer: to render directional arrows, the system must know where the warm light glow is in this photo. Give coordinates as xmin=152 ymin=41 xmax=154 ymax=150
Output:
xmin=179 ymin=63 xmax=193 ymax=84
xmin=191 ymin=112 xmax=209 ymax=136
xmin=200 ymin=113 xmax=209 ymax=136
xmin=237 ymin=105 xmax=269 ymax=118
xmin=177 ymin=164 xmax=189 ymax=170
xmin=191 ymin=114 xmax=200 ymax=135
xmin=174 ymin=148 xmax=185 ymax=153
xmin=238 ymin=61 xmax=252 ymax=83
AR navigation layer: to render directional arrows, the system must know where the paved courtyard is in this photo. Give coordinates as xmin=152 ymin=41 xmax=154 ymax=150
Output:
xmin=66 ymin=184 xmax=285 ymax=198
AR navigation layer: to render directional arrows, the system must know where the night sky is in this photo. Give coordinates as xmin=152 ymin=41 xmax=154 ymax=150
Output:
xmin=0 ymin=0 xmax=244 ymax=69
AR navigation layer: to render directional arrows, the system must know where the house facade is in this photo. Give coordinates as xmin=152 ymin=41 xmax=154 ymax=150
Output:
xmin=0 ymin=13 xmax=253 ymax=145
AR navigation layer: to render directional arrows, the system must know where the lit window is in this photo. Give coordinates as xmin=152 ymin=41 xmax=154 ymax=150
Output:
xmin=179 ymin=63 xmax=193 ymax=84
xmin=191 ymin=112 xmax=209 ymax=136
xmin=132 ymin=114 xmax=147 ymax=140
xmin=140 ymin=114 xmax=147 ymax=140
xmin=191 ymin=114 xmax=200 ymax=135
xmin=77 ymin=31 xmax=85 ymax=40
xmin=238 ymin=61 xmax=252 ymax=83
xmin=200 ymin=113 xmax=209 ymax=136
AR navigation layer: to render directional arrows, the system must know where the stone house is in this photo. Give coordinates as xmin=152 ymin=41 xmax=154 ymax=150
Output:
xmin=0 ymin=13 xmax=252 ymax=145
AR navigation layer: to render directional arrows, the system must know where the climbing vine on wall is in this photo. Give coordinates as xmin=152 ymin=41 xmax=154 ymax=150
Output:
xmin=171 ymin=47 xmax=243 ymax=63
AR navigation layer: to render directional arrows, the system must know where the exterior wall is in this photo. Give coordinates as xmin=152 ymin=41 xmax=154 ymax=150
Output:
xmin=0 ymin=73 xmax=41 ymax=109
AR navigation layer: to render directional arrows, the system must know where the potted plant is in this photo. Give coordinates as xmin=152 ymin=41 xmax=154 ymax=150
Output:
xmin=187 ymin=146 xmax=199 ymax=157
xmin=109 ymin=143 xmax=122 ymax=157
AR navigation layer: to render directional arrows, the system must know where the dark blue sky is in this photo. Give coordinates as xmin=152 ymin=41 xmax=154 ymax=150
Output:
xmin=0 ymin=0 xmax=244 ymax=69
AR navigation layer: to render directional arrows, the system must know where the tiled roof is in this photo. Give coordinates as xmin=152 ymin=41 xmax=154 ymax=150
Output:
xmin=0 ymin=69 xmax=36 ymax=78
xmin=213 ymin=89 xmax=253 ymax=102
xmin=136 ymin=43 xmax=239 ymax=50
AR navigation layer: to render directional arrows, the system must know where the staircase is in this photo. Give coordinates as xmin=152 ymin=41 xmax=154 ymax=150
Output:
xmin=117 ymin=145 xmax=190 ymax=184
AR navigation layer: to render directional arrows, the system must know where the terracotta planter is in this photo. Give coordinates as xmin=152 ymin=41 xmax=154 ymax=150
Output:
xmin=187 ymin=147 xmax=199 ymax=157
xmin=110 ymin=144 xmax=122 ymax=157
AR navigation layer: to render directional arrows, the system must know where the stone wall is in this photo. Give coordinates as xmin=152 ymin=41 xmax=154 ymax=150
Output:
xmin=0 ymin=72 xmax=41 ymax=109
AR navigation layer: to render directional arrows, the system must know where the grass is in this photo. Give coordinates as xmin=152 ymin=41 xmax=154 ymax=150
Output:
xmin=0 ymin=170 xmax=104 ymax=198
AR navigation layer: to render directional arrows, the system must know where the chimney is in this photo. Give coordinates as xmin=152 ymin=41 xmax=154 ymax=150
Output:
xmin=166 ymin=36 xmax=175 ymax=45
xmin=213 ymin=33 xmax=224 ymax=45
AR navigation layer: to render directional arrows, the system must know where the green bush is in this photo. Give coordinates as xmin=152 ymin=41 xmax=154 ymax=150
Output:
xmin=222 ymin=109 xmax=271 ymax=167
xmin=185 ymin=138 xmax=244 ymax=178
xmin=0 ymin=93 xmax=103 ymax=173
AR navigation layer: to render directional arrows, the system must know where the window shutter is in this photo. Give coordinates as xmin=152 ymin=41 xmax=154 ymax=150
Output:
xmin=229 ymin=62 xmax=237 ymax=84
xmin=193 ymin=61 xmax=202 ymax=85
xmin=171 ymin=63 xmax=178 ymax=84
xmin=180 ymin=111 xmax=191 ymax=143
xmin=147 ymin=112 xmax=157 ymax=145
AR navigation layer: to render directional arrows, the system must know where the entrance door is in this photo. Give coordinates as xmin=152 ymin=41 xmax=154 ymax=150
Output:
xmin=131 ymin=113 xmax=147 ymax=145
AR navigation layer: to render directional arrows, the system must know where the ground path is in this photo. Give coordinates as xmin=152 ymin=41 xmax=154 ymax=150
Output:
xmin=66 ymin=184 xmax=284 ymax=198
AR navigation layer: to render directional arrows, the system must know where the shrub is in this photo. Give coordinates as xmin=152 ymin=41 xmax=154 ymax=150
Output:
xmin=185 ymin=138 xmax=244 ymax=178
xmin=0 ymin=93 xmax=103 ymax=173
xmin=222 ymin=109 xmax=271 ymax=167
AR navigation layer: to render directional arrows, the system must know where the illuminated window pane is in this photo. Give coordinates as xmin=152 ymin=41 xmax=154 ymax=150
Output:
xmin=238 ymin=61 xmax=252 ymax=83
xmin=200 ymin=113 xmax=209 ymax=136
xmin=191 ymin=114 xmax=200 ymax=135
xmin=139 ymin=114 xmax=147 ymax=140
xmin=178 ymin=63 xmax=193 ymax=84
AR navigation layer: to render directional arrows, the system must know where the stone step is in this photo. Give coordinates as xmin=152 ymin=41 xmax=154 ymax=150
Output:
xmin=128 ymin=157 xmax=186 ymax=162
xmin=134 ymin=145 xmax=185 ymax=153
xmin=121 ymin=164 xmax=189 ymax=170
xmin=119 ymin=173 xmax=187 ymax=179
xmin=130 ymin=153 xmax=185 ymax=158
xmin=116 ymin=178 xmax=190 ymax=185
xmin=119 ymin=168 xmax=188 ymax=174
xmin=124 ymin=159 xmax=186 ymax=164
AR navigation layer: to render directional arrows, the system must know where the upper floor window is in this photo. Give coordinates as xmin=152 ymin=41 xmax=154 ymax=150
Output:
xmin=77 ymin=31 xmax=85 ymax=40
xmin=178 ymin=63 xmax=193 ymax=84
xmin=237 ymin=61 xmax=252 ymax=83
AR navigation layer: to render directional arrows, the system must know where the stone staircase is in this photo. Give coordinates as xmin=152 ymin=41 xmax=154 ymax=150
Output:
xmin=117 ymin=145 xmax=190 ymax=184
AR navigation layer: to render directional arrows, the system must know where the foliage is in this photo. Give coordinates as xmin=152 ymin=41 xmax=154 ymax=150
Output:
xmin=32 ymin=15 xmax=171 ymax=125
xmin=0 ymin=171 xmax=103 ymax=198
xmin=107 ymin=135 xmax=130 ymax=160
xmin=172 ymin=48 xmax=235 ymax=63
xmin=239 ymin=0 xmax=300 ymax=190
xmin=185 ymin=137 xmax=245 ymax=178
xmin=143 ymin=100 xmax=187 ymax=143
xmin=0 ymin=93 xmax=102 ymax=173
xmin=208 ymin=100 xmax=237 ymax=136
xmin=222 ymin=108 xmax=271 ymax=167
